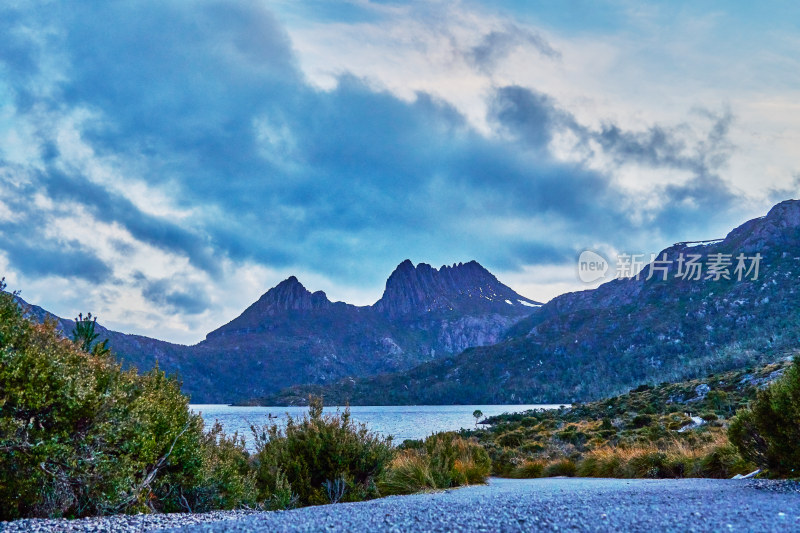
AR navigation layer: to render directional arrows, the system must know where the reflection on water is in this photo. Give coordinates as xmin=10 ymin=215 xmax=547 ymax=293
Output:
xmin=191 ymin=404 xmax=567 ymax=451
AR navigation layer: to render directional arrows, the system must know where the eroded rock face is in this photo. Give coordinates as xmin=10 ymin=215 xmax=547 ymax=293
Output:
xmin=436 ymin=315 xmax=517 ymax=354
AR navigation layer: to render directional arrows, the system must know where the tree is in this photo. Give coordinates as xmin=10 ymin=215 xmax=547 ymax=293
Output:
xmin=72 ymin=312 xmax=111 ymax=356
xmin=473 ymin=410 xmax=483 ymax=428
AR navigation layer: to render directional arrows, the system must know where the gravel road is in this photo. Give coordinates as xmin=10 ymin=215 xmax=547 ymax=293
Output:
xmin=165 ymin=478 xmax=799 ymax=533
xmin=4 ymin=478 xmax=799 ymax=533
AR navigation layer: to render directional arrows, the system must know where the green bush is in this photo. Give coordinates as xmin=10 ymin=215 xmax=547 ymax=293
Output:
xmin=496 ymin=429 xmax=525 ymax=447
xmin=630 ymin=414 xmax=653 ymax=429
xmin=729 ymin=357 xmax=800 ymax=477
xmin=0 ymin=283 xmax=255 ymax=519
xmin=186 ymin=422 xmax=258 ymax=512
xmin=251 ymin=397 xmax=394 ymax=506
xmin=627 ymin=452 xmax=668 ymax=478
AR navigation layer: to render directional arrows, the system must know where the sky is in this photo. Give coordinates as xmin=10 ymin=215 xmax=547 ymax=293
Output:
xmin=0 ymin=0 xmax=798 ymax=344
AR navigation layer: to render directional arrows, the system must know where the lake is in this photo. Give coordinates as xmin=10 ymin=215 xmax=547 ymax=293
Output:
xmin=191 ymin=404 xmax=567 ymax=450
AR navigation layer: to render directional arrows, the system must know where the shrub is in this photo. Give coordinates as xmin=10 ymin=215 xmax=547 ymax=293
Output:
xmin=380 ymin=432 xmax=490 ymax=494
xmin=482 ymin=445 xmax=518 ymax=477
xmin=496 ymin=429 xmax=525 ymax=447
xmin=185 ymin=422 xmax=258 ymax=512
xmin=399 ymin=439 xmax=424 ymax=450
xmin=251 ymin=397 xmax=394 ymax=506
xmin=424 ymin=432 xmax=491 ymax=488
xmin=573 ymin=434 xmax=751 ymax=479
xmin=544 ymin=459 xmax=577 ymax=477
xmin=0 ymin=283 xmax=255 ymax=519
xmin=630 ymin=414 xmax=653 ymax=429
xmin=696 ymin=443 xmax=750 ymax=478
xmin=729 ymin=357 xmax=800 ymax=477
xmin=512 ymin=460 xmax=545 ymax=478
xmin=627 ymin=452 xmax=668 ymax=478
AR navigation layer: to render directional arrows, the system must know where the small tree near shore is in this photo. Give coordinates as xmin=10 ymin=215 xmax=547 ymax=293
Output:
xmin=473 ymin=410 xmax=483 ymax=428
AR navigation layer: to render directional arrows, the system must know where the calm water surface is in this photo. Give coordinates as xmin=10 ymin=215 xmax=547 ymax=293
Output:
xmin=191 ymin=404 xmax=566 ymax=450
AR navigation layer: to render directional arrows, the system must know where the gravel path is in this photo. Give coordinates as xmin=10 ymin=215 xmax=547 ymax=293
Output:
xmin=0 ymin=510 xmax=263 ymax=532
xmin=164 ymin=478 xmax=800 ymax=533
xmin=3 ymin=478 xmax=799 ymax=533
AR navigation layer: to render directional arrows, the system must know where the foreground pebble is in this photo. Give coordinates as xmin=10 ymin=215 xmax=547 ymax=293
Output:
xmin=0 ymin=509 xmax=261 ymax=532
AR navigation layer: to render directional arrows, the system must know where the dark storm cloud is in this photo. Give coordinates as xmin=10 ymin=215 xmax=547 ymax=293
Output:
xmin=468 ymin=24 xmax=560 ymax=74
xmin=488 ymin=85 xmax=574 ymax=149
xmin=589 ymin=109 xmax=740 ymax=232
xmin=767 ymin=175 xmax=800 ymax=204
xmin=593 ymin=109 xmax=733 ymax=176
xmin=133 ymin=274 xmax=211 ymax=315
xmin=0 ymin=0 xmax=743 ymax=296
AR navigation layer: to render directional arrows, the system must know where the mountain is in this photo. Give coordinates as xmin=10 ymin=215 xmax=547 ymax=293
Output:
xmin=265 ymin=199 xmax=800 ymax=405
xmin=11 ymin=260 xmax=540 ymax=403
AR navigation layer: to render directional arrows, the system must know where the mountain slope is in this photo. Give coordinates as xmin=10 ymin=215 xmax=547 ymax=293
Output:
xmin=11 ymin=260 xmax=541 ymax=403
xmin=266 ymin=199 xmax=800 ymax=405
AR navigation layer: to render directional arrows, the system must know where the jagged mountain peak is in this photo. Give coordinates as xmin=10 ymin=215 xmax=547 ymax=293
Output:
xmin=375 ymin=259 xmax=540 ymax=317
xmin=255 ymin=276 xmax=333 ymax=312
xmin=205 ymin=260 xmax=540 ymax=343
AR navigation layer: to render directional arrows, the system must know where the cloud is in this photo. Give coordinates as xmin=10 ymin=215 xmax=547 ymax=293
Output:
xmin=467 ymin=23 xmax=560 ymax=74
xmin=134 ymin=273 xmax=211 ymax=316
xmin=0 ymin=236 xmax=111 ymax=282
xmin=592 ymin=109 xmax=734 ymax=177
xmin=0 ymin=0 xmax=780 ymax=342
xmin=489 ymin=85 xmax=576 ymax=150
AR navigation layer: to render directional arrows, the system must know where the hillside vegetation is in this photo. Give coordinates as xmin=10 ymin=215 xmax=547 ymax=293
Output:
xmin=468 ymin=357 xmax=796 ymax=479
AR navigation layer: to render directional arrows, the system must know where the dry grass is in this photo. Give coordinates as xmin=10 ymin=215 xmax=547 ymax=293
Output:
xmin=380 ymin=450 xmax=436 ymax=495
xmin=379 ymin=433 xmax=491 ymax=495
xmin=507 ymin=432 xmax=754 ymax=479
xmin=575 ymin=433 xmax=752 ymax=478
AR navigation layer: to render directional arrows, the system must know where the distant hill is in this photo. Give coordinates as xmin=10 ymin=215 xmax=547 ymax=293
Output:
xmin=264 ymin=199 xmax=800 ymax=405
xmin=11 ymin=260 xmax=541 ymax=403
